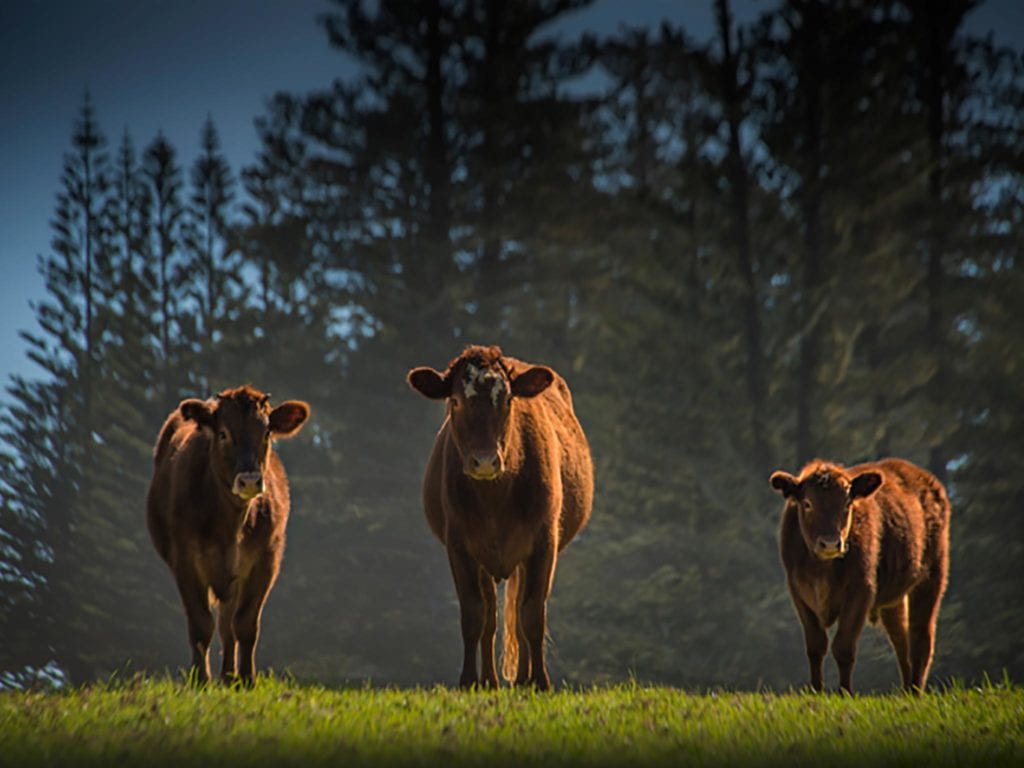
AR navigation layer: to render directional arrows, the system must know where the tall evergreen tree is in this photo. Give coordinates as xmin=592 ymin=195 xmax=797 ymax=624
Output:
xmin=713 ymin=0 xmax=770 ymax=471
xmin=0 ymin=397 xmax=55 ymax=685
xmin=143 ymin=132 xmax=187 ymax=402
xmin=182 ymin=117 xmax=237 ymax=390
xmin=79 ymin=128 xmax=172 ymax=676
xmin=22 ymin=95 xmax=115 ymax=681
xmin=902 ymin=1 xmax=977 ymax=484
xmin=455 ymin=0 xmax=592 ymax=335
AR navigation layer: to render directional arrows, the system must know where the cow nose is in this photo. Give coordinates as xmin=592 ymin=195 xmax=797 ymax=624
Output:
xmin=815 ymin=536 xmax=844 ymax=557
xmin=467 ymin=453 xmax=501 ymax=479
xmin=232 ymin=472 xmax=264 ymax=499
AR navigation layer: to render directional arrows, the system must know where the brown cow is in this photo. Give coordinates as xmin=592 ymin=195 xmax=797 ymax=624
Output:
xmin=769 ymin=457 xmax=950 ymax=694
xmin=146 ymin=385 xmax=310 ymax=685
xmin=407 ymin=345 xmax=594 ymax=690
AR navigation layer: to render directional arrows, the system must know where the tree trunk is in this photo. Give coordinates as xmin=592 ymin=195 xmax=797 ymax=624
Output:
xmin=476 ymin=0 xmax=507 ymax=334
xmin=716 ymin=0 xmax=770 ymax=470
xmin=796 ymin=0 xmax=824 ymax=467
xmin=925 ymin=7 xmax=950 ymax=483
xmin=423 ymin=0 xmax=452 ymax=330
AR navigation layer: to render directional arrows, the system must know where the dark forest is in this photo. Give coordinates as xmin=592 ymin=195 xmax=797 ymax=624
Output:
xmin=1 ymin=0 xmax=1022 ymax=691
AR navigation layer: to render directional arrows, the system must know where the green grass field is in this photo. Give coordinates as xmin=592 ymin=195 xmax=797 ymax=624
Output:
xmin=1 ymin=677 xmax=1021 ymax=767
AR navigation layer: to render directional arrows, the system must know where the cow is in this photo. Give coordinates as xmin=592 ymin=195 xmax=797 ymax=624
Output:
xmin=146 ymin=385 xmax=310 ymax=685
xmin=407 ymin=345 xmax=594 ymax=690
xmin=769 ymin=457 xmax=950 ymax=694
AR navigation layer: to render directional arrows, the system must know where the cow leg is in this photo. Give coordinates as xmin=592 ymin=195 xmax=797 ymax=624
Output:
xmin=509 ymin=565 xmax=531 ymax=685
xmin=174 ymin=569 xmax=213 ymax=685
xmin=447 ymin=543 xmax=485 ymax=688
xmin=791 ymin=595 xmax=828 ymax=692
xmin=520 ymin=538 xmax=556 ymax=691
xmin=907 ymin=568 xmax=945 ymax=693
xmin=478 ymin=570 xmax=499 ymax=689
xmin=515 ymin=612 xmax=531 ymax=684
xmin=218 ymin=598 xmax=239 ymax=683
xmin=879 ymin=597 xmax=912 ymax=690
xmin=832 ymin=594 xmax=872 ymax=695
xmin=233 ymin=560 xmax=278 ymax=687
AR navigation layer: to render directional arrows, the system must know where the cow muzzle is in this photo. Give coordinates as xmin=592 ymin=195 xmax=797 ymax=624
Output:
xmin=464 ymin=452 xmax=502 ymax=481
xmin=814 ymin=535 xmax=848 ymax=560
xmin=232 ymin=472 xmax=264 ymax=500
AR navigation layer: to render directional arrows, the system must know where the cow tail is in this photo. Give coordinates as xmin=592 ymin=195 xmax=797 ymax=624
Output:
xmin=501 ymin=567 xmax=521 ymax=684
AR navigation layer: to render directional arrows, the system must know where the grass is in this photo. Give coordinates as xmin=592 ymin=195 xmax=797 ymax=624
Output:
xmin=1 ymin=676 xmax=1022 ymax=767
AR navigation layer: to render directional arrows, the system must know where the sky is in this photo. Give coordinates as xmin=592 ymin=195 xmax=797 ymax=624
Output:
xmin=1 ymin=0 xmax=1022 ymax=397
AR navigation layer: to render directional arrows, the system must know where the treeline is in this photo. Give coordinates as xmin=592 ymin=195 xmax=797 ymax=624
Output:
xmin=2 ymin=0 xmax=1022 ymax=690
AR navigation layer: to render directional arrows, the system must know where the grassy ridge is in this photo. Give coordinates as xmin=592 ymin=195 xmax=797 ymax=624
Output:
xmin=1 ymin=677 xmax=1022 ymax=767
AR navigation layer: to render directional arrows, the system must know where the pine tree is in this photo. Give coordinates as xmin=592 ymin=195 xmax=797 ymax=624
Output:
xmin=78 ymin=128 xmax=173 ymax=676
xmin=21 ymin=95 xmax=115 ymax=682
xmin=1 ymin=107 xmax=186 ymax=682
xmin=182 ymin=117 xmax=237 ymax=391
xmin=143 ymin=132 xmax=188 ymax=403
xmin=713 ymin=0 xmax=770 ymax=471
xmin=0 ymin=389 xmax=57 ymax=685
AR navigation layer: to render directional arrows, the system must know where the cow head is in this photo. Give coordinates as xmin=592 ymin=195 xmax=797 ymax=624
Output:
xmin=407 ymin=345 xmax=554 ymax=481
xmin=179 ymin=385 xmax=310 ymax=501
xmin=769 ymin=463 xmax=882 ymax=560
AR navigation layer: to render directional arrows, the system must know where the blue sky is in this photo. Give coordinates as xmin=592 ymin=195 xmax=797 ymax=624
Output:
xmin=1 ymin=1 xmax=1021 ymax=395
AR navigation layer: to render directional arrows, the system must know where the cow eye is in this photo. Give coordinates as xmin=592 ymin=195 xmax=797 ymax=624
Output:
xmin=802 ymin=499 xmax=813 ymax=514
xmin=218 ymin=429 xmax=230 ymax=442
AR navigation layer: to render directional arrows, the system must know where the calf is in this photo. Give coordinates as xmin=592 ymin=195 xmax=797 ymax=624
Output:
xmin=146 ymin=385 xmax=310 ymax=685
xmin=769 ymin=458 xmax=950 ymax=693
xmin=408 ymin=345 xmax=594 ymax=690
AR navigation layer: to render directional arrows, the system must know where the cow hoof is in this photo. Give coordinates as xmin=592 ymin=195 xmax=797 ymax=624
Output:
xmin=529 ymin=677 xmax=552 ymax=692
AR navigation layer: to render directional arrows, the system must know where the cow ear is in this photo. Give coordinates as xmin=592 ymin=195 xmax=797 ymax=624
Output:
xmin=407 ymin=367 xmax=450 ymax=400
xmin=511 ymin=366 xmax=554 ymax=399
xmin=269 ymin=401 xmax=310 ymax=438
xmin=850 ymin=471 xmax=883 ymax=499
xmin=180 ymin=398 xmax=215 ymax=429
xmin=769 ymin=471 xmax=800 ymax=498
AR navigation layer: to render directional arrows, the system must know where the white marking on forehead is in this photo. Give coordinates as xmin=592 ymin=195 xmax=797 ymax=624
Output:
xmin=462 ymin=362 xmax=507 ymax=405
xmin=463 ymin=363 xmax=480 ymax=398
